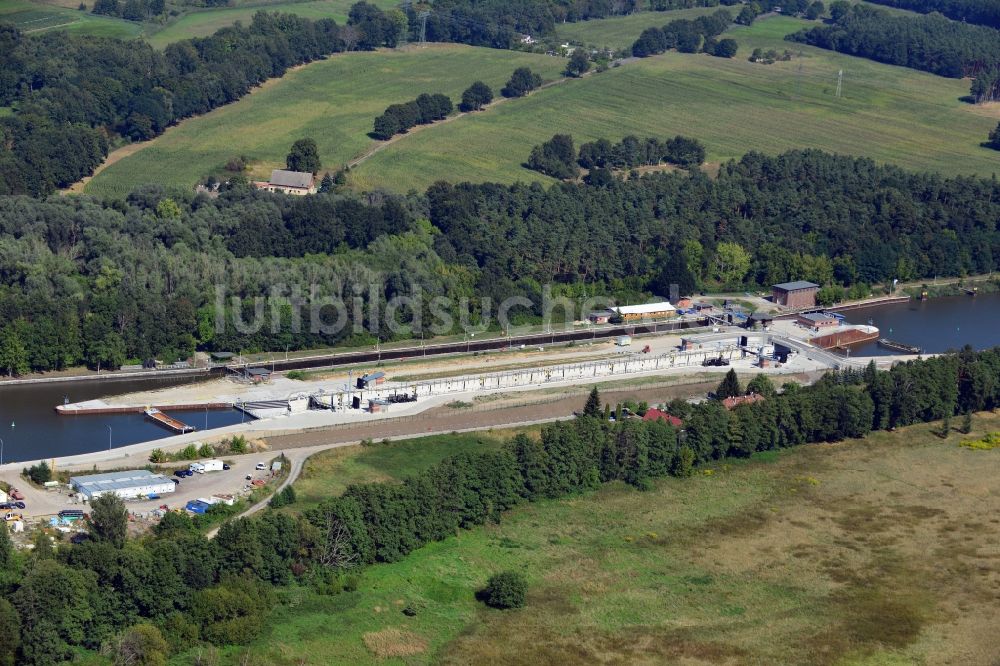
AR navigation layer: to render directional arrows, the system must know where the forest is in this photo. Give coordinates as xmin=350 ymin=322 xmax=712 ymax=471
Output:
xmin=0 ymin=148 xmax=997 ymax=374
xmin=864 ymin=0 xmax=1000 ymax=29
xmin=787 ymin=4 xmax=1000 ymax=81
xmin=2 ymin=346 xmax=998 ymax=664
xmin=0 ymin=3 xmax=405 ymax=196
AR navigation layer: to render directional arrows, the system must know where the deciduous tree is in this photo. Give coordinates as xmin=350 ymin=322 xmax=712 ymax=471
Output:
xmin=286 ymin=138 xmax=321 ymax=174
xmin=459 ymin=81 xmax=493 ymax=111
xmin=89 ymin=494 xmax=129 ymax=547
xmin=565 ymin=49 xmax=591 ymax=77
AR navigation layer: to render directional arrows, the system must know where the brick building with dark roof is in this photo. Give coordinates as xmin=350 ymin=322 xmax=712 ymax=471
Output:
xmin=772 ymin=280 xmax=819 ymax=308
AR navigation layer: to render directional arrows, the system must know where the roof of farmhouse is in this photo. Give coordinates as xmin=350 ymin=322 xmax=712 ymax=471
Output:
xmin=269 ymin=169 xmax=313 ymax=188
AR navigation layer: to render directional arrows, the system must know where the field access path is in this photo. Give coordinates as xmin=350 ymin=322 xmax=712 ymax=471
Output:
xmin=345 ymin=54 xmax=639 ymax=171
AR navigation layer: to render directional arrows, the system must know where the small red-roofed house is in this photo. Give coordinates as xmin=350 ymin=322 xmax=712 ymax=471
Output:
xmin=642 ymin=408 xmax=683 ymax=427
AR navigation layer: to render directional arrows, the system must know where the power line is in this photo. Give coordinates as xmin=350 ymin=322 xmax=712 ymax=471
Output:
xmin=418 ymin=10 xmax=429 ymax=44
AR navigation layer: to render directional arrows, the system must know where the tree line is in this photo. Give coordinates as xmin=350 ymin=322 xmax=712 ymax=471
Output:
xmin=0 ymin=148 xmax=998 ymax=375
xmin=526 ymin=133 xmax=706 ymax=179
xmin=863 ymin=0 xmax=1000 ymax=29
xmin=787 ymin=3 xmax=1000 ymax=85
xmin=0 ymin=2 xmax=406 ymax=196
xmin=3 ymin=345 xmax=998 ymax=663
xmin=630 ymin=9 xmax=734 ymax=57
xmin=406 ymin=0 xmax=642 ymax=49
xmin=372 ymin=93 xmax=454 ymax=140
xmin=92 ymin=0 xmax=165 ymax=21
xmin=370 ymin=66 xmax=546 ymax=140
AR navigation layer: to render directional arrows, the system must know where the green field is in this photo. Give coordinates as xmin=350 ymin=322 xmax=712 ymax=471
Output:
xmin=348 ymin=16 xmax=1000 ymax=191
xmin=0 ymin=0 xmax=141 ymax=38
xmin=290 ymin=430 xmax=522 ymax=513
xmin=553 ymin=1 xmax=919 ymax=51
xmin=555 ymin=7 xmax=723 ymax=50
xmin=144 ymin=0 xmax=397 ymax=49
xmin=85 ymin=16 xmax=1000 ymax=198
xmin=83 ymin=44 xmax=567 ymax=198
xmin=179 ymin=413 xmax=1000 ymax=664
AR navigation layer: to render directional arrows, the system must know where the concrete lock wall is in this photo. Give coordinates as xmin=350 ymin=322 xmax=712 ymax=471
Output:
xmin=324 ymin=346 xmax=741 ymax=408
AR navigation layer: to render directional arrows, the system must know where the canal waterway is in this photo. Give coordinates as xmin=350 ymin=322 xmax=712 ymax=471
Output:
xmin=842 ymin=292 xmax=1000 ymax=356
xmin=0 ymin=376 xmax=246 ymax=464
xmin=0 ymin=293 xmax=997 ymax=463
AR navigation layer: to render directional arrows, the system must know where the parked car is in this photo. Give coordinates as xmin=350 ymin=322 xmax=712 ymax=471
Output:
xmin=222 ymin=464 xmax=231 ymax=471
xmin=245 ymin=474 xmax=253 ymax=481
xmin=255 ymin=462 xmax=266 ymax=470
xmin=0 ymin=502 xmax=25 ymax=510
xmin=9 ymin=488 xmax=24 ymax=500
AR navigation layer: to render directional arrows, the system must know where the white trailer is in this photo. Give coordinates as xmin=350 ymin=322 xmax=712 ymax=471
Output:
xmin=192 ymin=459 xmax=224 ymax=473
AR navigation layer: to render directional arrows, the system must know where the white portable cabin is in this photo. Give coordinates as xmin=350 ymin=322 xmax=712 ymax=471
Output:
xmin=201 ymin=459 xmax=224 ymax=472
xmin=190 ymin=459 xmax=223 ymax=473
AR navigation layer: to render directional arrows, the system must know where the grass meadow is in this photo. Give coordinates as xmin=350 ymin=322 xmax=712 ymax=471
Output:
xmin=179 ymin=411 xmax=1000 ymax=664
xmin=289 ymin=429 xmax=529 ymax=514
xmin=554 ymin=6 xmax=723 ymax=50
xmin=83 ymin=16 xmax=1000 ymax=197
xmin=144 ymin=0 xmax=397 ymax=49
xmin=552 ymin=0 xmax=921 ymax=50
xmin=0 ymin=0 xmax=141 ymax=38
xmin=350 ymin=16 xmax=1000 ymax=191
xmin=83 ymin=44 xmax=568 ymax=198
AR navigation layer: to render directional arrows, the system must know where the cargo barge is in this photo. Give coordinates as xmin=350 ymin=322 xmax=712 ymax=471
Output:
xmin=144 ymin=408 xmax=196 ymax=433
xmin=877 ymin=338 xmax=923 ymax=354
xmin=809 ymin=325 xmax=879 ymax=350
